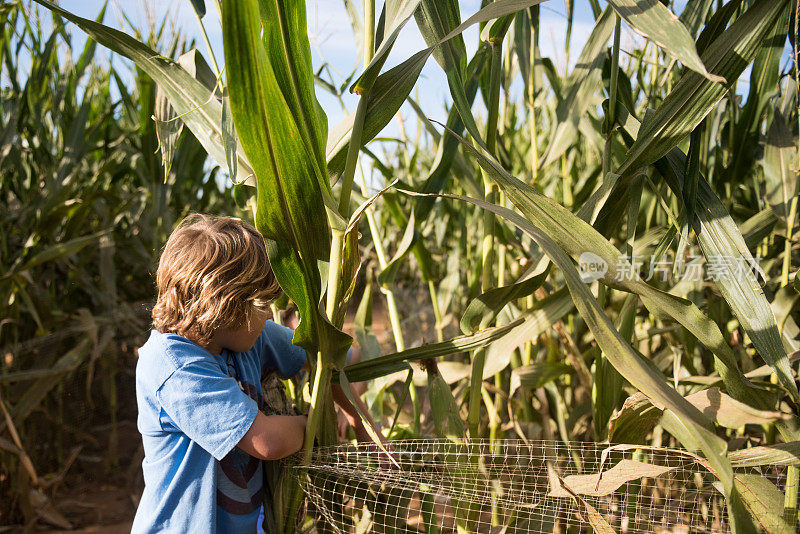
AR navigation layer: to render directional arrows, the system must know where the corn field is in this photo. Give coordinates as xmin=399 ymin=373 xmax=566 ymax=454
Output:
xmin=2 ymin=0 xmax=800 ymax=532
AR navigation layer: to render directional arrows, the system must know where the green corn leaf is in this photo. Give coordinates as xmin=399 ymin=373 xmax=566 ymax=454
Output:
xmin=378 ymin=211 xmax=417 ymax=286
xmin=606 ymin=99 xmax=800 ymax=407
xmin=616 ymin=0 xmax=790 ymax=178
xmin=5 ymin=230 xmax=109 ymax=278
xmin=740 ymin=208 xmax=779 ymax=251
xmin=337 ymin=371 xmax=400 ymax=468
xmin=352 ymin=0 xmax=425 ymax=93
xmin=338 ymin=321 xmax=521 ymax=383
xmin=485 ymin=287 xmax=574 ymax=380
xmin=257 ymin=0 xmax=329 ymax=182
xmin=327 ymin=48 xmax=429 ymax=182
xmin=734 ymin=474 xmax=795 ymax=534
xmin=426 ymin=360 xmax=466 ymax=439
xmin=514 ymin=361 xmax=573 ymax=390
xmin=221 ymin=0 xmax=349 ymax=356
xmin=428 ymin=190 xmax=712 ymax=429
xmin=764 ymin=111 xmax=799 ymax=224
xmin=542 ymin=7 xmax=615 ymax=168
xmin=400 ymin=182 xmax=714 ymax=439
xmin=414 ymin=0 xmax=466 ymax=77
xmin=679 ymin=0 xmax=716 ymax=39
xmin=729 ymin=442 xmax=800 ymax=468
xmin=433 ymin=121 xmax=760 ymax=409
xmin=607 ymin=0 xmax=723 ymax=83
xmin=189 ymin=0 xmax=206 ymax=18
xmin=31 ymin=0 xmax=255 ymax=184
xmin=728 ymin=10 xmax=788 ymax=185
xmin=695 ymin=0 xmax=742 ymax=55
xmin=330 ymin=0 xmax=541 ymax=181
xmin=658 ymin=149 xmax=799 ymax=406
xmin=460 ymin=260 xmax=551 ymax=334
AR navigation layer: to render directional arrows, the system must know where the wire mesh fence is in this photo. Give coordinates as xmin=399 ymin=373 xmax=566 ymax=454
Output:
xmin=290 ymin=439 xmax=788 ymax=533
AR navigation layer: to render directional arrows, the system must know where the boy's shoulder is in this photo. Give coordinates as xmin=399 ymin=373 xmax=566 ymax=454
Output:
xmin=256 ymin=321 xmax=307 ymax=379
xmin=137 ymin=329 xmax=217 ymax=389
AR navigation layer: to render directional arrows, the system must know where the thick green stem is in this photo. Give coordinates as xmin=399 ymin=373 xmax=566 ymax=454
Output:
xmin=467 ymin=347 xmax=487 ymax=439
xmin=427 ymin=279 xmax=444 ymax=343
xmin=302 ymin=351 xmax=327 ymax=465
xmin=326 ymin=230 xmax=344 ymax=322
xmin=782 ymin=195 xmax=797 ymax=287
xmin=363 ymin=0 xmax=374 ymax=63
xmin=468 ymin=41 xmax=504 ymax=440
xmin=591 ymin=17 xmax=621 ymax=437
xmin=302 ymin=0 xmax=376 ymax=469
xmin=785 ymin=465 xmax=799 ymax=528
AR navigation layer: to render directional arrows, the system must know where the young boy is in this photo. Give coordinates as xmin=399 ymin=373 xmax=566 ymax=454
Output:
xmin=132 ymin=214 xmax=368 ymax=533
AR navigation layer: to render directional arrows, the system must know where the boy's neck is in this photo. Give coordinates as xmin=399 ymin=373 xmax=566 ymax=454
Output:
xmin=183 ymin=333 xmax=222 ymax=356
xmin=203 ymin=339 xmax=223 ymax=356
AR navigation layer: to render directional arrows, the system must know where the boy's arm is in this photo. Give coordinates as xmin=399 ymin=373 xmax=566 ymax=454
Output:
xmin=237 ymin=412 xmax=307 ymax=461
xmin=331 ymin=347 xmax=386 ymax=444
xmin=331 ymin=382 xmax=381 ymax=443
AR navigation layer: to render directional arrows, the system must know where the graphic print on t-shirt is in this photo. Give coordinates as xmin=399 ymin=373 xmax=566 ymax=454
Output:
xmin=216 ymin=380 xmax=264 ymax=514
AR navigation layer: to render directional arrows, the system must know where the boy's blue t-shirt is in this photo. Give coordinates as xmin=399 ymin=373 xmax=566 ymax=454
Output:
xmin=132 ymin=320 xmax=306 ymax=534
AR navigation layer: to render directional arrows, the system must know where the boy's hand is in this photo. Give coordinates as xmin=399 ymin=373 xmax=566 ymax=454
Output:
xmin=331 ymin=381 xmax=386 ymax=444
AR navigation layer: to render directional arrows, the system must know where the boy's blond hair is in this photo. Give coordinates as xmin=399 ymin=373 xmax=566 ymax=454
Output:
xmin=152 ymin=214 xmax=282 ymax=345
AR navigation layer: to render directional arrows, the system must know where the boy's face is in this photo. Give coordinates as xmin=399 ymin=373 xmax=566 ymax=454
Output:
xmin=215 ymin=307 xmax=270 ymax=353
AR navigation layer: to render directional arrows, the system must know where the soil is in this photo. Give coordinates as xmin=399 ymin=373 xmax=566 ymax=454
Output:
xmin=15 ymin=422 xmax=143 ymax=533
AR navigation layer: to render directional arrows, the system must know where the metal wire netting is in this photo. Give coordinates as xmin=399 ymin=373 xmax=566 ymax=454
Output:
xmin=290 ymin=439 xmax=787 ymax=533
